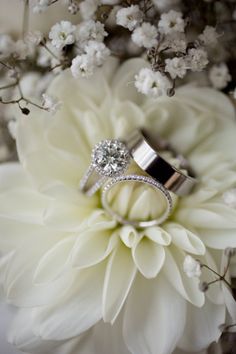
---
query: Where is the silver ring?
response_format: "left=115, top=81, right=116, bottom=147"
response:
left=80, top=139, right=131, bottom=196
left=101, top=174, right=173, bottom=227
left=125, top=129, right=197, bottom=196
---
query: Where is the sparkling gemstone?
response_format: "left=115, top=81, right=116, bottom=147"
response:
left=92, top=140, right=130, bottom=177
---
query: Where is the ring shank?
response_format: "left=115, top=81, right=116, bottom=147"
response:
left=101, top=174, right=173, bottom=228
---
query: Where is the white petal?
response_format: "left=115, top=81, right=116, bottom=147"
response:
left=0, top=188, right=48, bottom=224
left=32, top=263, right=105, bottom=340
left=33, top=236, right=76, bottom=284
left=112, top=58, right=148, bottom=104
left=176, top=203, right=236, bottom=229
left=103, top=243, right=137, bottom=323
left=142, top=226, right=171, bottom=245
left=197, top=228, right=236, bottom=249
left=165, top=223, right=205, bottom=255
left=163, top=247, right=205, bottom=307
left=132, top=236, right=165, bottom=278
left=0, top=163, right=29, bottom=191
left=118, top=225, right=139, bottom=248
left=178, top=298, right=225, bottom=352
left=123, top=274, right=186, bottom=354
left=43, top=198, right=95, bottom=231
left=222, top=283, right=236, bottom=323
left=72, top=229, right=118, bottom=269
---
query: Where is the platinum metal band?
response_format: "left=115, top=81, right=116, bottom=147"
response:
left=101, top=174, right=173, bottom=227
left=125, top=129, right=196, bottom=196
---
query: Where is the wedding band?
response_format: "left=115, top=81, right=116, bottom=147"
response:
left=80, top=139, right=131, bottom=196
left=101, top=174, right=173, bottom=227
left=125, top=129, right=196, bottom=196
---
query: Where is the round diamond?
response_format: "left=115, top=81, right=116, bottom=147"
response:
left=92, top=140, right=130, bottom=177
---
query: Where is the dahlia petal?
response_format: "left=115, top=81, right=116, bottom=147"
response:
left=176, top=203, right=236, bottom=229
left=48, top=58, right=118, bottom=107
left=0, top=302, right=19, bottom=354
left=163, top=247, right=205, bottom=307
left=0, top=188, right=48, bottom=224
left=72, top=229, right=118, bottom=269
left=197, top=228, right=236, bottom=249
left=123, top=274, right=186, bottom=354
left=32, top=263, right=105, bottom=340
left=8, top=307, right=85, bottom=354
left=112, top=58, right=148, bottom=104
left=103, top=243, right=137, bottom=323
left=33, top=236, right=76, bottom=284
left=143, top=226, right=171, bottom=245
left=22, top=148, right=84, bottom=189
left=165, top=223, right=205, bottom=255
left=132, top=236, right=165, bottom=278
left=85, top=316, right=131, bottom=354
left=111, top=101, right=145, bottom=139
left=6, top=263, right=75, bottom=307
left=222, top=283, right=236, bottom=323
left=118, top=225, right=139, bottom=248
left=177, top=299, right=225, bottom=352
left=43, top=199, right=94, bottom=231
left=176, top=87, right=235, bottom=123
left=0, top=163, right=29, bottom=191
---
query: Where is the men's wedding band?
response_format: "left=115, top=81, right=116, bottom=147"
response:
left=125, top=129, right=196, bottom=196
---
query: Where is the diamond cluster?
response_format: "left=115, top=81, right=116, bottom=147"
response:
left=92, top=140, right=130, bottom=177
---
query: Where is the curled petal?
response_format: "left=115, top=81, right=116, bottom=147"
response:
left=164, top=223, right=205, bottom=255
left=72, top=230, right=118, bottom=269
left=163, top=247, right=205, bottom=307
left=103, top=243, right=137, bottom=323
left=132, top=236, right=165, bottom=279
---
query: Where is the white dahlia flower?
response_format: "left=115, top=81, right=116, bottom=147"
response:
left=0, top=57, right=236, bottom=354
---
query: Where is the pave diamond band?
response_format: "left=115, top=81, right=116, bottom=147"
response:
left=101, top=174, right=173, bottom=227
left=80, top=139, right=131, bottom=196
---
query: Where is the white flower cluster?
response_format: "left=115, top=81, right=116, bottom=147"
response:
left=47, top=19, right=111, bottom=77
left=0, top=0, right=233, bottom=114
left=135, top=68, right=172, bottom=98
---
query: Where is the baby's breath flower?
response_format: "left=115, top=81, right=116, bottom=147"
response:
left=158, top=10, right=185, bottom=34
left=76, top=20, right=107, bottom=47
left=33, top=0, right=52, bottom=13
left=0, top=33, right=14, bottom=58
left=222, top=189, right=236, bottom=208
left=183, top=255, right=202, bottom=278
left=42, top=93, right=62, bottom=114
left=134, top=67, right=172, bottom=98
left=186, top=47, right=209, bottom=72
left=131, top=22, right=158, bottom=49
left=160, top=33, right=187, bottom=53
left=85, top=40, right=110, bottom=66
left=71, top=40, right=110, bottom=78
left=116, top=5, right=142, bottom=31
left=165, top=57, right=187, bottom=79
left=199, top=26, right=220, bottom=47
left=79, top=0, right=100, bottom=20
left=25, top=31, right=44, bottom=46
left=49, top=21, right=76, bottom=50
left=71, top=54, right=94, bottom=78
left=14, top=39, right=32, bottom=60
left=209, top=63, right=231, bottom=89
left=37, top=41, right=61, bottom=68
